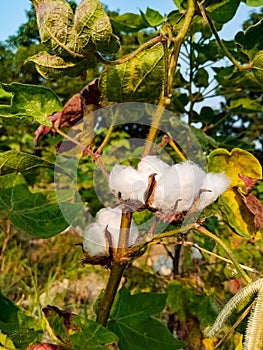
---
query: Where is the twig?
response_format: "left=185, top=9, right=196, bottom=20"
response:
left=193, top=224, right=252, bottom=284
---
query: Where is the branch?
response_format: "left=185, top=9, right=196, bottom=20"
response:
left=193, top=224, right=251, bottom=284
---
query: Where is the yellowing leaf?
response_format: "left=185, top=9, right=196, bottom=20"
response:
left=202, top=337, right=216, bottom=350
left=208, top=148, right=262, bottom=194
left=0, top=332, right=16, bottom=350
left=219, top=189, right=255, bottom=238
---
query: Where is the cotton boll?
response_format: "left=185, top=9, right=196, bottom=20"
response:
left=171, top=161, right=206, bottom=212
left=191, top=246, right=203, bottom=261
left=96, top=207, right=139, bottom=247
left=153, top=166, right=181, bottom=212
left=83, top=222, right=107, bottom=257
left=152, top=254, right=173, bottom=276
left=109, top=164, right=147, bottom=202
left=199, top=172, right=230, bottom=210
left=137, top=155, right=169, bottom=181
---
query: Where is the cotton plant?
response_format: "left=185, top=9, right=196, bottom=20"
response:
left=83, top=155, right=230, bottom=259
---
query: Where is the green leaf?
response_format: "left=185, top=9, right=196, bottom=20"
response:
left=229, top=96, right=263, bottom=112
left=43, top=305, right=119, bottom=349
left=205, top=0, right=241, bottom=24
left=243, top=0, right=263, bottom=6
left=0, top=83, right=62, bottom=126
left=32, top=0, right=120, bottom=57
left=208, top=148, right=262, bottom=193
left=0, top=173, right=82, bottom=238
left=208, top=2, right=239, bottom=23
left=194, top=67, right=209, bottom=87
left=252, top=50, right=263, bottom=84
left=235, top=19, right=263, bottom=60
left=0, top=291, right=42, bottom=349
left=140, top=8, right=163, bottom=27
left=167, top=281, right=188, bottom=321
left=99, top=43, right=164, bottom=103
left=0, top=150, right=54, bottom=176
left=27, top=51, right=93, bottom=79
left=108, top=287, right=185, bottom=350
left=72, top=0, right=120, bottom=55
left=111, top=13, right=148, bottom=33
left=32, top=0, right=74, bottom=57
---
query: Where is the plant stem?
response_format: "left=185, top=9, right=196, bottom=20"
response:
left=96, top=210, right=132, bottom=326
left=96, top=262, right=126, bottom=326
left=193, top=224, right=251, bottom=284
left=205, top=12, right=251, bottom=70
left=94, top=35, right=167, bottom=66
left=142, top=0, right=196, bottom=157
left=168, top=0, right=196, bottom=95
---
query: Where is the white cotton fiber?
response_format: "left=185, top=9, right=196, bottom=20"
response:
left=198, top=172, right=230, bottom=210
left=96, top=207, right=139, bottom=247
left=109, top=164, right=147, bottom=202
left=152, top=254, right=173, bottom=276
left=152, top=166, right=180, bottom=212
left=137, top=155, right=169, bottom=181
left=83, top=207, right=139, bottom=257
left=83, top=222, right=107, bottom=257
left=170, top=161, right=206, bottom=212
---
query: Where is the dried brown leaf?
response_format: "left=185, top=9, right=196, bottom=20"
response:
left=243, top=192, right=263, bottom=230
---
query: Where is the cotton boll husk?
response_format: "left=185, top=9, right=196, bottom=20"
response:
left=171, top=161, right=206, bottom=212
left=109, top=164, right=147, bottom=202
left=137, top=155, right=169, bottom=182
left=199, top=172, right=230, bottom=210
left=83, top=222, right=107, bottom=257
left=96, top=207, right=139, bottom=247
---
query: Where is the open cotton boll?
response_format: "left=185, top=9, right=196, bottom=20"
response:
left=198, top=172, right=230, bottom=210
left=153, top=166, right=181, bottom=212
left=96, top=207, right=139, bottom=247
left=152, top=254, right=173, bottom=276
left=171, top=161, right=206, bottom=212
left=109, top=164, right=147, bottom=202
left=137, top=155, right=169, bottom=181
left=83, top=222, right=107, bottom=257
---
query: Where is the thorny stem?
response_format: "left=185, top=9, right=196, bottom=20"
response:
left=142, top=0, right=196, bottom=157
left=194, top=224, right=252, bottom=284
left=96, top=210, right=132, bottom=326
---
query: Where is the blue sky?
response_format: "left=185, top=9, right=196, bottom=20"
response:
left=0, top=1, right=261, bottom=42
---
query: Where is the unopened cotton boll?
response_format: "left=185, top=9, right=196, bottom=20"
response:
left=109, top=164, right=147, bottom=202
left=171, top=161, right=206, bottom=212
left=198, top=172, right=230, bottom=210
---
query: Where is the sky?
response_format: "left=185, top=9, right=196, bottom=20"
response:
left=0, top=1, right=261, bottom=42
